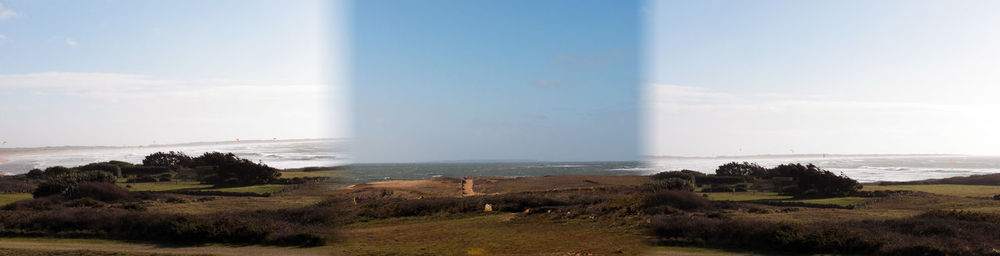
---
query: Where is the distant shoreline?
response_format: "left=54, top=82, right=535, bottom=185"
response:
left=0, top=138, right=342, bottom=154
left=647, top=153, right=963, bottom=160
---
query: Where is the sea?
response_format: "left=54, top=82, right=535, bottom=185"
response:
left=0, top=139, right=348, bottom=175
left=5, top=141, right=1000, bottom=184
left=648, top=155, right=1000, bottom=183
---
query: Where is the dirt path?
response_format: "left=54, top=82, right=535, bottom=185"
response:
left=0, top=239, right=331, bottom=256
left=462, top=177, right=478, bottom=196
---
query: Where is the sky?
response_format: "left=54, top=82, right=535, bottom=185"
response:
left=352, top=0, right=639, bottom=163
left=645, top=0, right=1000, bottom=157
left=0, top=0, right=347, bottom=148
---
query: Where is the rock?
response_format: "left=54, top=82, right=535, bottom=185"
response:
left=484, top=203, right=493, bottom=212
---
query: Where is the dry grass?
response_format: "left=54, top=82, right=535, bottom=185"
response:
left=475, top=175, right=650, bottom=194
left=0, top=193, right=32, bottom=207
left=333, top=213, right=648, bottom=255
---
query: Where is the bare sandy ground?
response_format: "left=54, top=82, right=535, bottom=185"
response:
left=340, top=175, right=650, bottom=198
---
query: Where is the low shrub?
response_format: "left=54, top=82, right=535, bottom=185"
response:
left=643, top=190, right=710, bottom=211
left=695, top=175, right=744, bottom=185
left=127, top=175, right=158, bottom=183
left=644, top=178, right=695, bottom=192
left=651, top=170, right=703, bottom=181
left=0, top=178, right=34, bottom=193
left=67, top=182, right=132, bottom=202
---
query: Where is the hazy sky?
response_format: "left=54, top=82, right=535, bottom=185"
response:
left=352, top=0, right=639, bottom=163
left=646, top=0, right=1000, bottom=157
left=0, top=1, right=347, bottom=148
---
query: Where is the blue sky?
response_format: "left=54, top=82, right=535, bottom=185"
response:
left=646, top=0, right=1000, bottom=156
left=0, top=1, right=345, bottom=147
left=352, top=0, right=639, bottom=162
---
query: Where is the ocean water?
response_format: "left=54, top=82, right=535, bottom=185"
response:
left=648, top=155, right=1000, bottom=183
left=347, top=161, right=645, bottom=184
left=0, top=139, right=348, bottom=175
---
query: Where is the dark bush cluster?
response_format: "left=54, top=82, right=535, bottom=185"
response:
left=0, top=178, right=34, bottom=193
left=650, top=215, right=883, bottom=254
left=121, top=166, right=170, bottom=177
left=0, top=200, right=339, bottom=247
left=778, top=164, right=861, bottom=197
left=694, top=175, right=744, bottom=185
left=32, top=171, right=118, bottom=198
left=703, top=162, right=861, bottom=197
left=193, top=152, right=280, bottom=186
left=715, top=162, right=767, bottom=177
left=66, top=182, right=133, bottom=202
left=650, top=210, right=1000, bottom=255
left=644, top=178, right=695, bottom=192
left=142, top=151, right=193, bottom=170
left=651, top=170, right=704, bottom=181
left=642, top=190, right=711, bottom=212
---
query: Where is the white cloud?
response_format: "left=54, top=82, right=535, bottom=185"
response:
left=65, top=38, right=78, bottom=47
left=0, top=72, right=342, bottom=147
left=644, top=84, right=1000, bottom=157
left=0, top=34, right=6, bottom=40
left=0, top=3, right=17, bottom=20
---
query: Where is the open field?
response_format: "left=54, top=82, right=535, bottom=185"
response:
left=702, top=191, right=791, bottom=201
left=122, top=181, right=211, bottom=192
left=863, top=184, right=1000, bottom=197
left=200, top=184, right=292, bottom=194
left=121, top=181, right=292, bottom=194
left=10, top=172, right=1000, bottom=255
left=0, top=193, right=32, bottom=207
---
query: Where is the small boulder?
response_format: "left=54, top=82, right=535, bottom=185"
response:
left=484, top=203, right=493, bottom=212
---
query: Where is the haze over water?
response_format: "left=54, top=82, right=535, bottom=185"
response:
left=649, top=155, right=1000, bottom=183
left=0, top=139, right=347, bottom=175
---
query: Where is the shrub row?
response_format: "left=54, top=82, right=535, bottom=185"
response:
left=650, top=210, right=1000, bottom=255
left=0, top=201, right=338, bottom=246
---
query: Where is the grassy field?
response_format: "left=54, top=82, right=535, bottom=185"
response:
left=0, top=193, right=32, bottom=207
left=785, top=196, right=871, bottom=206
left=703, top=191, right=870, bottom=206
left=333, top=213, right=648, bottom=255
left=120, top=181, right=211, bottom=192
left=201, top=184, right=292, bottom=194
left=702, top=191, right=791, bottom=201
left=120, top=181, right=291, bottom=194
left=863, top=184, right=1000, bottom=197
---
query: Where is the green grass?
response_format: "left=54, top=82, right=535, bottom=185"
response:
left=703, top=192, right=792, bottom=201
left=0, top=193, right=32, bottom=206
left=201, top=184, right=291, bottom=194
left=864, top=184, right=1000, bottom=197
left=119, top=181, right=292, bottom=194
left=704, top=192, right=870, bottom=206
left=119, top=181, right=212, bottom=192
left=786, top=197, right=871, bottom=207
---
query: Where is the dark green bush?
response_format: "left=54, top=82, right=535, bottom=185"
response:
left=651, top=170, right=703, bottom=181
left=643, top=190, right=710, bottom=211
left=32, top=171, right=118, bottom=198
left=142, top=151, right=193, bottom=170
left=644, top=178, right=695, bottom=192
left=716, top=162, right=768, bottom=177
left=194, top=152, right=280, bottom=186
left=695, top=175, right=744, bottom=185
left=67, top=182, right=133, bottom=202
left=121, top=166, right=170, bottom=176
